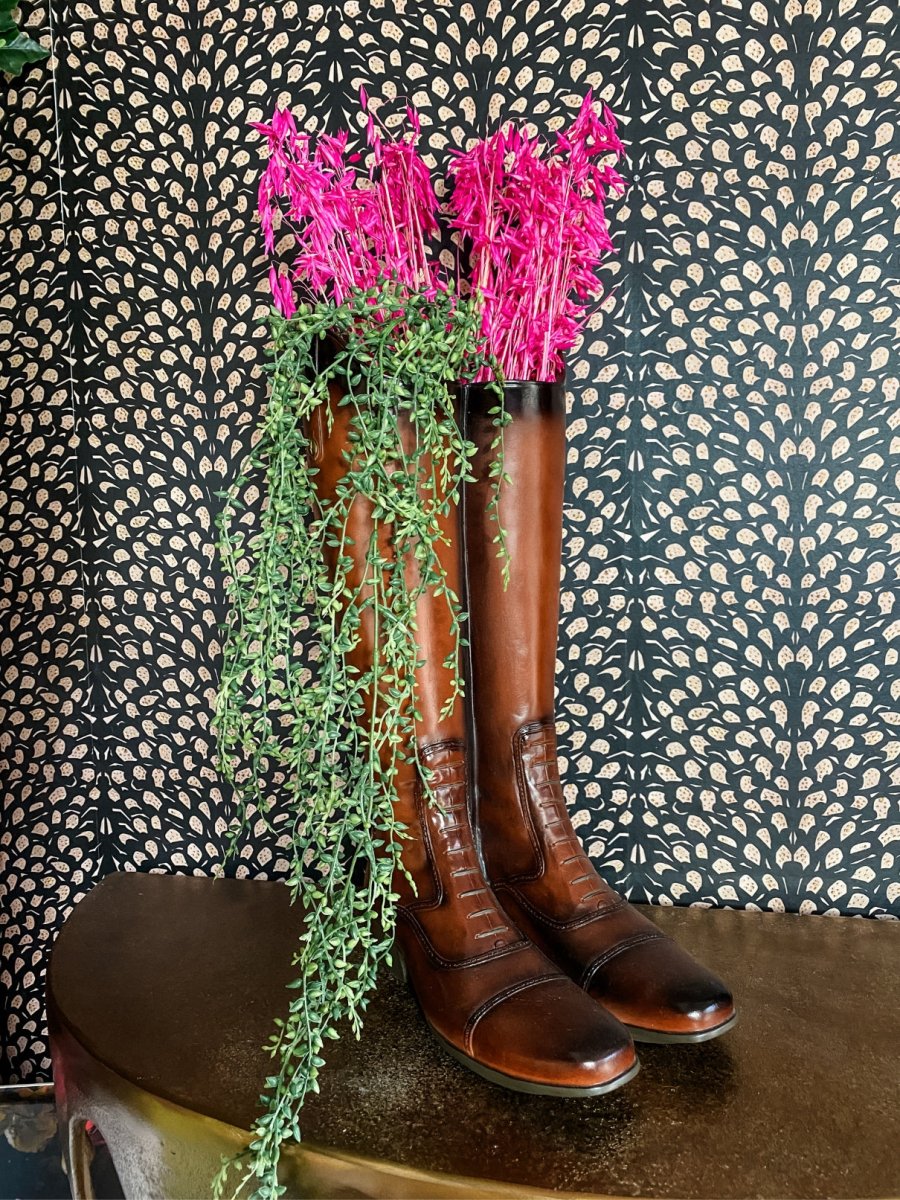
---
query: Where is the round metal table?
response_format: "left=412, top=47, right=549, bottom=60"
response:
left=48, top=873, right=900, bottom=1199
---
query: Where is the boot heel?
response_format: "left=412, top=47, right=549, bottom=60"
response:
left=387, top=949, right=408, bottom=983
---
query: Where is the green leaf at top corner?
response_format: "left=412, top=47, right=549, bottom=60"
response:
left=0, top=29, right=49, bottom=76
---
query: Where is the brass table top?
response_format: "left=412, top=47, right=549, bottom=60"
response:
left=49, top=872, right=900, bottom=1198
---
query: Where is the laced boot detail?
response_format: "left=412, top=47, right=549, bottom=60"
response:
left=516, top=722, right=622, bottom=915
left=391, top=738, right=638, bottom=1094
left=411, top=743, right=517, bottom=951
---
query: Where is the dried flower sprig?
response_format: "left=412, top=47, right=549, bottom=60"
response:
left=448, top=90, right=627, bottom=382
left=253, top=93, right=442, bottom=318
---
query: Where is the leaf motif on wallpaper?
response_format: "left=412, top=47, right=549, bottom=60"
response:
left=559, top=0, right=900, bottom=916
left=0, top=1, right=99, bottom=1082
left=3, top=0, right=900, bottom=1088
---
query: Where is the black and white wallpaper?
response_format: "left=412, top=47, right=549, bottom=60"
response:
left=1, top=0, right=899, bottom=1082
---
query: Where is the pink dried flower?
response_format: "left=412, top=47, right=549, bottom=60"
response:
left=269, top=266, right=296, bottom=318
left=448, top=89, right=627, bottom=381
left=254, top=92, right=443, bottom=316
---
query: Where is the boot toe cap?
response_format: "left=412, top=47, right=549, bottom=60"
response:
left=469, top=976, right=637, bottom=1092
left=587, top=937, right=735, bottom=1038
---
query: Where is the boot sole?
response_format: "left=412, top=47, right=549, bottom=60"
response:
left=432, top=1028, right=641, bottom=1097
left=626, top=1011, right=738, bottom=1044
left=390, top=951, right=640, bottom=1097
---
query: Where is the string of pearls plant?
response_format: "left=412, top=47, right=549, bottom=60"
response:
left=215, top=283, right=502, bottom=1199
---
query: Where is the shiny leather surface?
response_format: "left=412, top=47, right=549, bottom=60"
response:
left=310, top=379, right=636, bottom=1088
left=462, top=382, right=735, bottom=1037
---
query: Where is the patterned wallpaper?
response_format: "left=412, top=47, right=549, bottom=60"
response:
left=1, top=0, right=898, bottom=1083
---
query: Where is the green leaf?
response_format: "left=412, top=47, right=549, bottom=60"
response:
left=0, top=30, right=47, bottom=74
left=0, top=0, right=47, bottom=74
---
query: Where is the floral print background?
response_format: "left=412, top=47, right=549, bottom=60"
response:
left=1, top=0, right=898, bottom=1082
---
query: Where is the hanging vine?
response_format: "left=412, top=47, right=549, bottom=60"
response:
left=215, top=283, right=497, bottom=1199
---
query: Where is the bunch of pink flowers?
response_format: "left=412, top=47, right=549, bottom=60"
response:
left=253, top=90, right=626, bottom=379
left=448, top=90, right=626, bottom=381
left=253, top=92, right=442, bottom=318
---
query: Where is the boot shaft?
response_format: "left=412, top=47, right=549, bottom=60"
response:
left=309, top=380, right=467, bottom=757
left=462, top=380, right=568, bottom=883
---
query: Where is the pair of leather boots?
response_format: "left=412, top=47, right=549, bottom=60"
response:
left=311, top=375, right=735, bottom=1098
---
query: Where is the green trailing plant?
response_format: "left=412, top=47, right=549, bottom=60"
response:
left=215, top=282, right=497, bottom=1199
left=214, top=79, right=627, bottom=1197
left=0, top=0, right=47, bottom=75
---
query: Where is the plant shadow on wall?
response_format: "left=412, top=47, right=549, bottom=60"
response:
left=215, top=92, right=648, bottom=1197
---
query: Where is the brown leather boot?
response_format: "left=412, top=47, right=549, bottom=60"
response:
left=307, top=375, right=638, bottom=1094
left=462, top=379, right=737, bottom=1044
